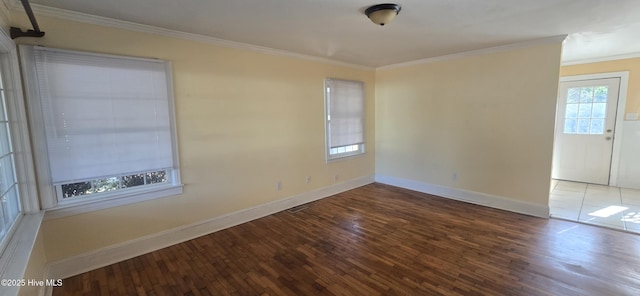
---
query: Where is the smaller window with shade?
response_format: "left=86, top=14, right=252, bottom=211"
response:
left=324, top=78, right=365, bottom=161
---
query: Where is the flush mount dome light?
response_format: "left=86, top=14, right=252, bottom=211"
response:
left=365, top=3, right=401, bottom=26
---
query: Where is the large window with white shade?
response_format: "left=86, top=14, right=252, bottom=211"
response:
left=325, top=78, right=365, bottom=160
left=20, top=46, right=181, bottom=209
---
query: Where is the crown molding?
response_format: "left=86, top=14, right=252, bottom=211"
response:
left=561, top=51, right=640, bottom=66
left=378, top=35, right=568, bottom=70
left=20, top=4, right=617, bottom=70
left=14, top=4, right=373, bottom=71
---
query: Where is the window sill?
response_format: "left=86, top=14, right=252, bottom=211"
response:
left=0, top=211, right=44, bottom=296
left=326, top=151, right=366, bottom=163
left=44, top=184, right=183, bottom=220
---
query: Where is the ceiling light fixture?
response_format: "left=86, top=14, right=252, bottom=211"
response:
left=365, top=3, right=401, bottom=26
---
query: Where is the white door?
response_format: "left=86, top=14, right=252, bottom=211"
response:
left=552, top=78, right=620, bottom=185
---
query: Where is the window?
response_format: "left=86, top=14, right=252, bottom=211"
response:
left=0, top=29, right=43, bottom=293
left=0, top=60, right=21, bottom=249
left=20, top=46, right=181, bottom=211
left=564, top=86, right=608, bottom=135
left=60, top=170, right=168, bottom=200
left=325, top=78, right=365, bottom=160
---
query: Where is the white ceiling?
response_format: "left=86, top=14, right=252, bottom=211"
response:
left=12, top=0, right=640, bottom=67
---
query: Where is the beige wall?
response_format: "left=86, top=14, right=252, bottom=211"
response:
left=0, top=2, right=10, bottom=31
left=10, top=13, right=375, bottom=262
left=9, top=5, right=562, bottom=273
left=560, top=57, right=640, bottom=118
left=375, top=42, right=563, bottom=206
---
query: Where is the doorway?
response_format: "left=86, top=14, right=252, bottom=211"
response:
left=552, top=72, right=629, bottom=186
left=552, top=77, right=620, bottom=185
left=550, top=72, right=633, bottom=231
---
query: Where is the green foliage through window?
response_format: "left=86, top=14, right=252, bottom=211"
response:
left=61, top=170, right=168, bottom=199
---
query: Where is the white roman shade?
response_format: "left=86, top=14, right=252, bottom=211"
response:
left=326, top=78, right=364, bottom=148
left=30, top=47, right=174, bottom=185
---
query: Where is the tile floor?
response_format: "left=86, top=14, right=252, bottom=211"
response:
left=550, top=180, right=640, bottom=233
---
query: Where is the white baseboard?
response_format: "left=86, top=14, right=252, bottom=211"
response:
left=375, top=174, right=549, bottom=218
left=45, top=175, right=374, bottom=282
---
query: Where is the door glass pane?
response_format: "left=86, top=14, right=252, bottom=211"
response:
left=580, top=87, right=593, bottom=103
left=594, top=86, right=608, bottom=103
left=578, top=104, right=592, bottom=118
left=565, top=104, right=578, bottom=118
left=564, top=118, right=577, bottom=134
left=565, top=84, right=609, bottom=135
left=592, top=103, right=606, bottom=118
left=577, top=119, right=590, bottom=134
left=590, top=119, right=604, bottom=134
left=567, top=88, right=580, bottom=103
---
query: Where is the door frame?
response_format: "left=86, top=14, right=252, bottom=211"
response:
left=557, top=71, right=629, bottom=186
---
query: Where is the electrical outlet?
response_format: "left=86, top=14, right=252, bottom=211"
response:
left=276, top=181, right=282, bottom=190
left=334, top=174, right=339, bottom=182
left=306, top=176, right=311, bottom=183
left=452, top=173, right=458, bottom=181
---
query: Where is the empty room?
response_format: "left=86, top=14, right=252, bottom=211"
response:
left=1, top=0, right=640, bottom=295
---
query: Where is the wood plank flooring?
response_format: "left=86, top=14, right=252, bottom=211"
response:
left=53, top=183, right=640, bottom=295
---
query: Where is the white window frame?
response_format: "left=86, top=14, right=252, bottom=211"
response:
left=20, top=46, right=182, bottom=219
left=324, top=78, right=366, bottom=161
left=0, top=26, right=43, bottom=296
left=0, top=53, right=22, bottom=251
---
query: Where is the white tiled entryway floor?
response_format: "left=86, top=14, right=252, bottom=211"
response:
left=550, top=180, right=640, bottom=233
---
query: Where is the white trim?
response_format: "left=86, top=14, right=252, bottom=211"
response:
left=165, top=61, right=182, bottom=187
left=15, top=4, right=372, bottom=71
left=0, top=212, right=44, bottom=296
left=562, top=52, right=640, bottom=66
left=45, top=175, right=374, bottom=280
left=559, top=71, right=630, bottom=187
left=0, top=42, right=40, bottom=215
left=616, top=121, right=640, bottom=189
left=19, top=45, right=57, bottom=209
left=33, top=45, right=168, bottom=63
left=44, top=184, right=183, bottom=220
left=0, top=24, right=44, bottom=296
left=15, top=3, right=640, bottom=70
left=375, top=174, right=550, bottom=218
left=14, top=4, right=573, bottom=71
left=378, top=35, right=567, bottom=70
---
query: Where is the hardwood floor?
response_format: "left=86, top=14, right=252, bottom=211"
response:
left=53, top=183, right=640, bottom=295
